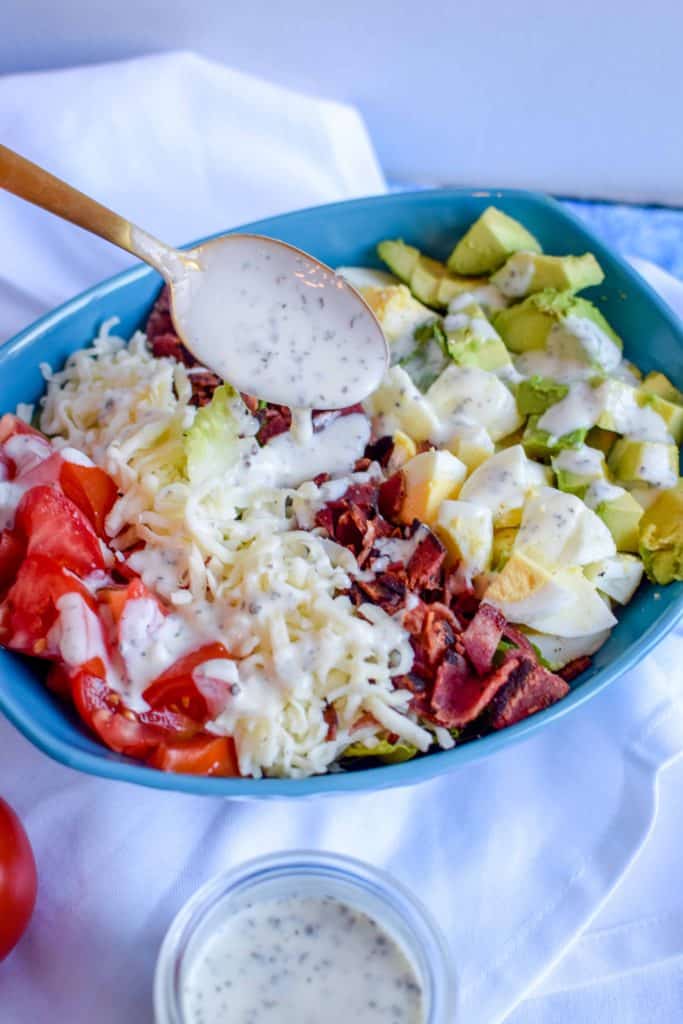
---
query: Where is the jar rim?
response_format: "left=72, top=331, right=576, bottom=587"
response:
left=154, top=850, right=456, bottom=1024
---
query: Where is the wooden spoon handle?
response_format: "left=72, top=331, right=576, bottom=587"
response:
left=0, top=144, right=180, bottom=277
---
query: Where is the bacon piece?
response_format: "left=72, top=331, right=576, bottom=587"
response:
left=257, top=404, right=292, bottom=444
left=501, top=624, right=535, bottom=656
left=489, top=663, right=570, bottom=729
left=406, top=530, right=446, bottom=591
left=431, top=653, right=536, bottom=729
left=353, top=457, right=373, bottom=473
left=462, top=603, right=507, bottom=676
left=241, top=393, right=259, bottom=414
left=354, top=572, right=407, bottom=612
left=395, top=671, right=432, bottom=718
left=188, top=371, right=222, bottom=407
left=421, top=608, right=456, bottom=668
left=145, top=286, right=174, bottom=340
left=402, top=597, right=428, bottom=637
left=364, top=435, right=395, bottom=468
left=557, top=655, right=592, bottom=683
left=378, top=472, right=405, bottom=522
left=323, top=703, right=338, bottom=741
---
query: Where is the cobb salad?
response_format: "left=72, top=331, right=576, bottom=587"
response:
left=0, top=206, right=680, bottom=779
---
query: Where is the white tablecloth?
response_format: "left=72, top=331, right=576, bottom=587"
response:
left=0, top=52, right=681, bottom=1024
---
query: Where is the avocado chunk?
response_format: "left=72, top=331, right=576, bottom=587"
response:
left=636, top=390, right=683, bottom=445
left=638, top=480, right=683, bottom=583
left=522, top=415, right=587, bottom=459
left=400, top=318, right=449, bottom=390
left=641, top=370, right=683, bottom=406
left=491, top=251, right=604, bottom=298
left=493, top=289, right=622, bottom=370
left=516, top=376, right=569, bottom=416
left=586, top=425, right=618, bottom=457
left=443, top=299, right=511, bottom=371
left=592, top=488, right=644, bottom=553
left=552, top=445, right=607, bottom=498
left=607, top=438, right=679, bottom=489
left=377, top=239, right=483, bottom=310
left=447, top=206, right=541, bottom=275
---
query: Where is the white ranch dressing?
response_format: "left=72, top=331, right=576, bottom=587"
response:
left=553, top=445, right=605, bottom=477
left=490, top=251, right=537, bottom=298
left=170, top=235, right=388, bottom=409
left=546, top=315, right=622, bottom=372
left=537, top=380, right=605, bottom=438
left=584, top=479, right=626, bottom=509
left=181, top=895, right=425, bottom=1024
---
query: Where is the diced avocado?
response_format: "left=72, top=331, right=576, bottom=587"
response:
left=641, top=371, right=683, bottom=406
left=491, top=251, right=604, bottom=298
left=516, top=376, right=569, bottom=416
left=443, top=300, right=511, bottom=371
left=493, top=290, right=622, bottom=371
left=596, top=490, right=644, bottom=553
left=491, top=527, right=518, bottom=571
left=447, top=206, right=541, bottom=276
left=377, top=239, right=482, bottom=311
left=586, top=425, right=618, bottom=457
left=636, top=390, right=683, bottom=445
left=522, top=415, right=587, bottom=459
left=436, top=274, right=489, bottom=307
left=607, top=438, right=679, bottom=489
left=638, top=480, right=683, bottom=583
left=552, top=445, right=607, bottom=498
left=376, top=239, right=420, bottom=284
left=400, top=318, right=449, bottom=390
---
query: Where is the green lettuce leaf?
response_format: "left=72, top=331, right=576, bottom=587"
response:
left=342, top=737, right=418, bottom=764
left=184, top=384, right=252, bottom=484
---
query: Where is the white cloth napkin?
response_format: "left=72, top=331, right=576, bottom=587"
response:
left=0, top=52, right=682, bottom=1024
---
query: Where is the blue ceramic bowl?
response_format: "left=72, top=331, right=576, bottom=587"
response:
left=1, top=189, right=681, bottom=797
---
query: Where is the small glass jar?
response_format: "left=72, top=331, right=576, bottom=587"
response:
left=154, top=850, right=455, bottom=1024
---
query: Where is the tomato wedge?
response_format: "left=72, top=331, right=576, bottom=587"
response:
left=147, top=736, right=239, bottom=776
left=2, top=554, right=95, bottom=656
left=15, top=485, right=105, bottom=575
left=0, top=414, right=42, bottom=445
left=143, top=642, right=233, bottom=723
left=99, top=578, right=160, bottom=625
left=59, top=461, right=118, bottom=537
left=0, top=530, right=25, bottom=593
left=71, top=670, right=198, bottom=758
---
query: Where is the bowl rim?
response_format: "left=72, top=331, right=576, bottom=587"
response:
left=0, top=185, right=681, bottom=798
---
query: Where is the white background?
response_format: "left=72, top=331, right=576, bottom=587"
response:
left=2, top=0, right=683, bottom=204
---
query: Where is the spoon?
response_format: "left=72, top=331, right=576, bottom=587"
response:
left=0, top=144, right=388, bottom=409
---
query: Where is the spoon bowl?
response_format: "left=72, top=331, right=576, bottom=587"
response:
left=0, top=145, right=388, bottom=408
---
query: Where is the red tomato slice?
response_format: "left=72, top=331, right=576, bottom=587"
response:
left=0, top=530, right=26, bottom=593
left=143, top=642, right=233, bottom=723
left=0, top=450, right=13, bottom=481
left=0, top=414, right=43, bottom=445
left=0, top=798, right=37, bottom=961
left=2, top=554, right=95, bottom=656
left=15, top=485, right=105, bottom=576
left=71, top=671, right=198, bottom=758
left=99, top=578, right=160, bottom=625
left=59, top=461, right=118, bottom=537
left=147, top=735, right=239, bottom=776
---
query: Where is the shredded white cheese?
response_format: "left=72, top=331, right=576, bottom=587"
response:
left=39, top=320, right=423, bottom=778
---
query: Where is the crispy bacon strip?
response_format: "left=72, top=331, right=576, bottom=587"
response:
left=462, top=603, right=507, bottom=676
left=558, top=655, right=592, bottom=682
left=431, top=653, right=536, bottom=729
left=489, top=663, right=570, bottom=730
left=406, top=530, right=446, bottom=591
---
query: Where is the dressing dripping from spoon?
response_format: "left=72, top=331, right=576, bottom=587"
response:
left=0, top=145, right=389, bottom=413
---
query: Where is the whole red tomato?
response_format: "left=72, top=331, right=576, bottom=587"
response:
left=0, top=798, right=37, bottom=960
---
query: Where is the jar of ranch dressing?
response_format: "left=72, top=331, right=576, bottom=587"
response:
left=154, top=851, right=455, bottom=1024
